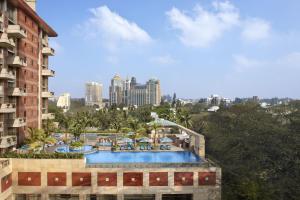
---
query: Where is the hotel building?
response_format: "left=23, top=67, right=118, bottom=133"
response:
left=0, top=0, right=57, bottom=152
left=109, top=75, right=161, bottom=107
left=85, top=82, right=103, bottom=107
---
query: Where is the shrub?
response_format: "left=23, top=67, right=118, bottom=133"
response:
left=0, top=152, right=84, bottom=159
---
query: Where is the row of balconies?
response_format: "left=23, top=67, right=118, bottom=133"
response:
left=0, top=68, right=16, bottom=80
left=0, top=87, right=27, bottom=97
left=7, top=55, right=27, bottom=68
left=0, top=135, right=17, bottom=149
left=0, top=103, right=16, bottom=113
left=42, top=91, right=54, bottom=98
left=0, top=118, right=26, bottom=130
left=0, top=32, right=55, bottom=56
left=42, top=68, right=55, bottom=77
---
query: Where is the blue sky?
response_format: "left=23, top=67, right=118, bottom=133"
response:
left=38, top=0, right=300, bottom=99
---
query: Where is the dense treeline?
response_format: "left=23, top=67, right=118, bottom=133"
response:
left=193, top=102, right=300, bottom=200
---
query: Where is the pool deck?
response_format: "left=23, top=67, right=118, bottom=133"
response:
left=46, top=144, right=185, bottom=153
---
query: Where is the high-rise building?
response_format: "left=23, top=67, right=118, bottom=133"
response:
left=85, top=82, right=102, bottom=107
left=130, top=84, right=147, bottom=106
left=146, top=79, right=161, bottom=106
left=123, top=77, right=131, bottom=106
left=129, top=78, right=161, bottom=107
left=109, top=74, right=124, bottom=106
left=109, top=75, right=162, bottom=107
left=57, top=93, right=70, bottom=112
left=0, top=0, right=57, bottom=152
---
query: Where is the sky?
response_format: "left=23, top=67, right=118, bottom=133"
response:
left=37, top=0, right=300, bottom=99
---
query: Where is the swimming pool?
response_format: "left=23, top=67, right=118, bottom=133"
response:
left=85, top=151, right=200, bottom=164
left=56, top=145, right=93, bottom=153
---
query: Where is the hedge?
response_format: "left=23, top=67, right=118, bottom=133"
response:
left=0, top=152, right=84, bottom=159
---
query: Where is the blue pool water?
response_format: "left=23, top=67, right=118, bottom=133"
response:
left=85, top=151, right=200, bottom=164
left=56, top=145, right=93, bottom=153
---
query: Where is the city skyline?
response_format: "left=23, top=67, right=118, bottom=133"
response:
left=37, top=0, right=300, bottom=99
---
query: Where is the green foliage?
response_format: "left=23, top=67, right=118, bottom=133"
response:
left=196, top=102, right=300, bottom=200
left=0, top=152, right=84, bottom=159
left=70, top=141, right=83, bottom=148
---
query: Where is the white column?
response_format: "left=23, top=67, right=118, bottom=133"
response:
left=117, top=194, right=124, bottom=200
left=79, top=194, right=87, bottom=200
left=41, top=194, right=48, bottom=200
left=155, top=193, right=162, bottom=200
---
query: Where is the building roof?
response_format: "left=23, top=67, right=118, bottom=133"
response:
left=147, top=118, right=177, bottom=127
left=10, top=0, right=57, bottom=37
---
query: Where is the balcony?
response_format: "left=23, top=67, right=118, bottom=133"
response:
left=7, top=56, right=27, bottom=68
left=7, top=25, right=27, bottom=38
left=42, top=68, right=55, bottom=77
left=0, top=122, right=3, bottom=132
left=0, top=103, right=16, bottom=113
left=7, top=118, right=26, bottom=128
left=42, top=47, right=55, bottom=56
left=42, top=113, right=55, bottom=120
left=0, top=68, right=16, bottom=80
left=0, top=135, right=17, bottom=149
left=42, top=38, right=48, bottom=46
left=42, top=91, right=54, bottom=98
left=0, top=33, right=15, bottom=48
left=8, top=87, right=27, bottom=97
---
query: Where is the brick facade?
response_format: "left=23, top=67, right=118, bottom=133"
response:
left=72, top=172, right=91, bottom=186
left=18, top=172, right=41, bottom=186
left=123, top=172, right=143, bottom=187
left=149, top=172, right=168, bottom=186
left=174, top=172, right=194, bottom=186
left=198, top=172, right=216, bottom=186
left=47, top=172, right=66, bottom=186
left=98, top=172, right=117, bottom=187
left=1, top=173, right=12, bottom=192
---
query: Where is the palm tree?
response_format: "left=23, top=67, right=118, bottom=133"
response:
left=27, top=128, right=51, bottom=152
left=177, top=111, right=193, bottom=129
left=151, top=122, right=159, bottom=147
left=68, top=120, right=84, bottom=141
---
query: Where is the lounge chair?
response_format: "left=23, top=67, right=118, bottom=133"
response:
left=166, top=145, right=171, bottom=150
left=140, top=145, right=144, bottom=150
left=160, top=145, right=165, bottom=150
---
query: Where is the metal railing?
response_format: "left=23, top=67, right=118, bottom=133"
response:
left=86, top=160, right=214, bottom=168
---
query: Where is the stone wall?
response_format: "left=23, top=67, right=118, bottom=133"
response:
left=7, top=158, right=221, bottom=200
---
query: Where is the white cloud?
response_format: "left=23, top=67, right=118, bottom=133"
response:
left=242, top=18, right=271, bottom=41
left=233, top=54, right=265, bottom=72
left=166, top=1, right=272, bottom=47
left=78, top=6, right=152, bottom=49
left=233, top=52, right=300, bottom=72
left=166, top=1, right=240, bottom=47
left=151, top=55, right=177, bottom=65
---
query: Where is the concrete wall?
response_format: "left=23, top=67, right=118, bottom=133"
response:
left=7, top=158, right=221, bottom=200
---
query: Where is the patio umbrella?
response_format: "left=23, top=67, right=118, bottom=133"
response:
left=127, top=132, right=135, bottom=136
left=138, top=137, right=153, bottom=143
left=118, top=137, right=133, bottom=144
left=159, top=137, right=173, bottom=143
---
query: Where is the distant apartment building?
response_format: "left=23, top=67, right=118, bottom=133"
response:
left=109, top=75, right=161, bottom=107
left=206, top=95, right=231, bottom=106
left=85, top=82, right=102, bottom=107
left=109, top=74, right=124, bottom=106
left=56, top=93, right=70, bottom=112
left=0, top=0, right=57, bottom=152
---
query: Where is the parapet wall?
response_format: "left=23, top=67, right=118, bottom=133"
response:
left=0, top=158, right=222, bottom=200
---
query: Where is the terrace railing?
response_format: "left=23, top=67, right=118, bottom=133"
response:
left=86, top=160, right=215, bottom=168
